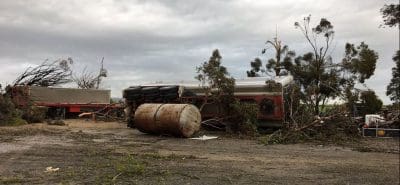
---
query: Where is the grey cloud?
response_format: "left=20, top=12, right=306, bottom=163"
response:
left=0, top=0, right=398, bottom=103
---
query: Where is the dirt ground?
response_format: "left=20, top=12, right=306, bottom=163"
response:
left=0, top=119, right=399, bottom=185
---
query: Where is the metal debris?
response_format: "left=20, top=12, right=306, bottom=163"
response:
left=190, top=135, right=218, bottom=140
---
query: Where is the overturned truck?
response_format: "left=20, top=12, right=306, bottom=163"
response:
left=123, top=75, right=293, bottom=129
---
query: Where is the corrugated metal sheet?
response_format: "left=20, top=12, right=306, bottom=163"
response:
left=29, top=86, right=110, bottom=104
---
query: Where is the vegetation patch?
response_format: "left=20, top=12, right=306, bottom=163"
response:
left=0, top=176, right=26, bottom=185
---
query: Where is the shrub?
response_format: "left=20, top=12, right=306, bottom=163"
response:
left=0, top=94, right=26, bottom=126
left=226, top=100, right=259, bottom=135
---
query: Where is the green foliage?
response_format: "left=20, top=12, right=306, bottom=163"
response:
left=292, top=15, right=337, bottom=115
left=290, top=15, right=378, bottom=115
left=386, top=50, right=400, bottom=103
left=197, top=49, right=258, bottom=134
left=261, top=106, right=359, bottom=145
left=196, top=49, right=236, bottom=114
left=380, top=3, right=400, bottom=27
left=115, top=155, right=145, bottom=176
left=340, top=42, right=379, bottom=115
left=358, top=90, right=383, bottom=114
left=227, top=101, right=259, bottom=135
left=246, top=58, right=263, bottom=77
left=263, top=38, right=296, bottom=76
left=0, top=176, right=25, bottom=184
left=343, top=42, right=379, bottom=83
left=247, top=38, right=295, bottom=77
left=0, top=94, right=25, bottom=126
left=8, top=117, right=28, bottom=126
left=23, top=106, right=47, bottom=123
left=196, top=49, right=235, bottom=98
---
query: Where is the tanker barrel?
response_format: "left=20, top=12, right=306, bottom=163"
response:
left=133, top=103, right=201, bottom=137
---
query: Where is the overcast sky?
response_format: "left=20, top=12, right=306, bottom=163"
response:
left=0, top=0, right=399, bottom=104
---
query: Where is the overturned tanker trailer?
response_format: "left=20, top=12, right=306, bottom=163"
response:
left=123, top=75, right=293, bottom=136
left=134, top=104, right=201, bottom=137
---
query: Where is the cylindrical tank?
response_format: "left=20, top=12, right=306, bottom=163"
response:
left=133, top=104, right=201, bottom=137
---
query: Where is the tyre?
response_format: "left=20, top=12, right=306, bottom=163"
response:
left=142, top=87, right=159, bottom=95
left=162, top=93, right=178, bottom=100
left=123, top=87, right=142, bottom=98
left=160, top=86, right=178, bottom=94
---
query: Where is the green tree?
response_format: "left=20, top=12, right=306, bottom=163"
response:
left=292, top=15, right=337, bottom=115
left=197, top=49, right=258, bottom=133
left=196, top=49, right=235, bottom=114
left=342, top=42, right=379, bottom=83
left=246, top=58, right=263, bottom=77
left=291, top=15, right=379, bottom=115
left=341, top=42, right=379, bottom=113
left=359, top=90, right=383, bottom=114
left=247, top=37, right=295, bottom=77
left=386, top=50, right=400, bottom=103
left=380, top=3, right=400, bottom=27
left=380, top=3, right=399, bottom=107
left=263, top=37, right=295, bottom=76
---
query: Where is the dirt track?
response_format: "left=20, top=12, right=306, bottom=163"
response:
left=0, top=120, right=399, bottom=184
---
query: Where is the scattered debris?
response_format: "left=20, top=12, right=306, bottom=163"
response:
left=262, top=112, right=360, bottom=144
left=362, top=112, right=400, bottom=137
left=190, top=135, right=218, bottom=140
left=78, top=104, right=125, bottom=122
left=46, top=119, right=66, bottom=126
left=45, top=166, right=59, bottom=173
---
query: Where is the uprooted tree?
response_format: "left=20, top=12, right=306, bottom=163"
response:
left=3, top=58, right=74, bottom=124
left=13, top=58, right=73, bottom=87
left=196, top=49, right=258, bottom=134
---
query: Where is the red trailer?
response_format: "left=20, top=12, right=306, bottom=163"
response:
left=10, top=86, right=113, bottom=118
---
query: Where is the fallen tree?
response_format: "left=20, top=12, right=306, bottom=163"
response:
left=262, top=104, right=359, bottom=144
left=13, top=58, right=73, bottom=87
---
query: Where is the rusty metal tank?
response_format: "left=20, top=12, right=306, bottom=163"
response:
left=133, top=104, right=201, bottom=137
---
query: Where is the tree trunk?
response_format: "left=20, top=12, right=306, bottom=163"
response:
left=314, top=98, right=320, bottom=116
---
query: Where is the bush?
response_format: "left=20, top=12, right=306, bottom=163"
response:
left=196, top=49, right=259, bottom=135
left=0, top=95, right=25, bottom=126
left=8, top=117, right=28, bottom=126
left=226, top=100, right=259, bottom=135
left=22, top=106, right=47, bottom=123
